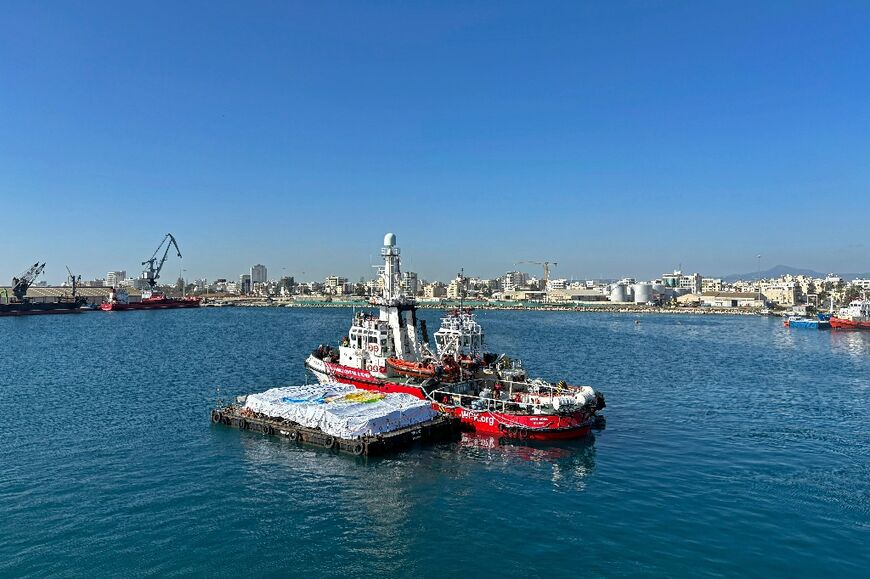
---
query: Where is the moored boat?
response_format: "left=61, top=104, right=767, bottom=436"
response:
left=830, top=299, right=870, bottom=329
left=783, top=316, right=830, bottom=329
left=304, top=233, right=605, bottom=441
left=1, top=262, right=86, bottom=317
left=100, top=288, right=201, bottom=311
left=100, top=233, right=201, bottom=312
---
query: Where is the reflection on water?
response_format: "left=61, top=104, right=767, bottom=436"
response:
left=458, top=433, right=597, bottom=491
left=828, top=330, right=870, bottom=359
left=236, top=428, right=598, bottom=495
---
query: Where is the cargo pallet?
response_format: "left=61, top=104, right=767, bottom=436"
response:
left=211, top=405, right=462, bottom=456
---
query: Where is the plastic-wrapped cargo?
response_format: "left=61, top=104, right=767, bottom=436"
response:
left=243, top=384, right=438, bottom=440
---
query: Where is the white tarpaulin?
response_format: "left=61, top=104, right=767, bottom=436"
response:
left=243, top=384, right=438, bottom=440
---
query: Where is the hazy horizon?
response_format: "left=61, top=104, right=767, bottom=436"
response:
left=3, top=2, right=869, bottom=284
left=5, top=235, right=868, bottom=287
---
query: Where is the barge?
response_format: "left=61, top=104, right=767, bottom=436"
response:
left=211, top=404, right=461, bottom=456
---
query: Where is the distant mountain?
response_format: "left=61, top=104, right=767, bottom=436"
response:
left=722, top=265, right=870, bottom=282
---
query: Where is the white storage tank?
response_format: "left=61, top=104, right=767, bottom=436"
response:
left=634, top=283, right=653, bottom=303
left=610, top=284, right=628, bottom=302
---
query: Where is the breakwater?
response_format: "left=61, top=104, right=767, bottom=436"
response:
left=206, top=298, right=762, bottom=316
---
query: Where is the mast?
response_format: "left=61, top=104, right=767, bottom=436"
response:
left=371, top=233, right=421, bottom=361
left=66, top=266, right=80, bottom=299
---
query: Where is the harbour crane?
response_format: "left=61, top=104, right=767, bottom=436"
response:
left=141, top=234, right=182, bottom=291
left=515, top=260, right=558, bottom=290
left=11, top=262, right=46, bottom=303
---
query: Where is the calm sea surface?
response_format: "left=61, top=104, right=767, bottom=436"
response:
left=1, top=308, right=868, bottom=577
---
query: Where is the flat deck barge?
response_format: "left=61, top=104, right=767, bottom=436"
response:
left=211, top=405, right=462, bottom=456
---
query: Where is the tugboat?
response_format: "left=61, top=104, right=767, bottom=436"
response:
left=830, top=298, right=870, bottom=329
left=1, top=263, right=86, bottom=316
left=101, top=234, right=200, bottom=311
left=304, top=233, right=605, bottom=441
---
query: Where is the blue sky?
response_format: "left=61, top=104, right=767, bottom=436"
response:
left=2, top=1, right=869, bottom=284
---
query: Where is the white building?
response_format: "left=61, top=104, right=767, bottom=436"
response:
left=446, top=276, right=468, bottom=300
left=325, top=276, right=349, bottom=295
left=250, top=264, right=267, bottom=284
left=700, top=291, right=765, bottom=308
left=662, top=270, right=702, bottom=294
left=401, top=271, right=419, bottom=296
left=701, top=278, right=723, bottom=292
left=501, top=271, right=528, bottom=291
left=106, top=271, right=126, bottom=288
left=851, top=278, right=870, bottom=291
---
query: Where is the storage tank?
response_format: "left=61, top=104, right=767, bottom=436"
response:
left=633, top=283, right=653, bottom=304
left=610, top=284, right=628, bottom=302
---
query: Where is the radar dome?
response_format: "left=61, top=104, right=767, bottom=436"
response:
left=383, top=232, right=397, bottom=247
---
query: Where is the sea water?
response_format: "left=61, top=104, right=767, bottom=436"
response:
left=1, top=309, right=868, bottom=577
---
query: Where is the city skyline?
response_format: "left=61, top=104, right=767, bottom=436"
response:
left=12, top=246, right=870, bottom=288
left=3, top=3, right=870, bottom=283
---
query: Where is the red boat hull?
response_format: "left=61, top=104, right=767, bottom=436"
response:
left=309, top=359, right=594, bottom=440
left=830, top=316, right=870, bottom=329
left=436, top=405, right=593, bottom=440
left=100, top=297, right=201, bottom=311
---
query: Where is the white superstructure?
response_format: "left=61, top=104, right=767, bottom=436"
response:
left=434, top=308, right=484, bottom=359
left=314, top=233, right=427, bottom=379
left=836, top=299, right=870, bottom=322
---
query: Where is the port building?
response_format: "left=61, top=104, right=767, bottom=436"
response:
left=0, top=287, right=143, bottom=306
left=699, top=291, right=765, bottom=308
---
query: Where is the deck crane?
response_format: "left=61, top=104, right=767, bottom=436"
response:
left=11, top=262, right=46, bottom=303
left=66, top=266, right=81, bottom=299
left=141, top=234, right=182, bottom=291
left=515, top=260, right=558, bottom=290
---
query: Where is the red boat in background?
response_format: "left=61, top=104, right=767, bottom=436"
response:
left=304, top=233, right=605, bottom=442
left=100, top=233, right=201, bottom=312
left=830, top=299, right=870, bottom=329
left=100, top=290, right=200, bottom=311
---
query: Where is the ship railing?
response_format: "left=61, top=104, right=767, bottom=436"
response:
left=428, top=378, right=575, bottom=414
left=427, top=387, right=546, bottom=414
left=460, top=376, right=561, bottom=396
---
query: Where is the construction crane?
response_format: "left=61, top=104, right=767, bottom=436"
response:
left=11, top=262, right=46, bottom=302
left=141, top=234, right=182, bottom=291
left=515, top=260, right=558, bottom=290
